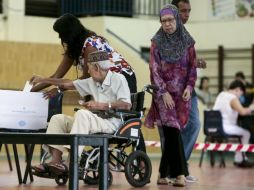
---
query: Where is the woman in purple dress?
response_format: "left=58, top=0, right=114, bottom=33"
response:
left=145, top=4, right=197, bottom=187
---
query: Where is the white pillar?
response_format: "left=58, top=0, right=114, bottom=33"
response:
left=2, top=0, right=25, bottom=41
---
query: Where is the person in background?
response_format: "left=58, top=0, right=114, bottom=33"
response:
left=213, top=80, right=254, bottom=168
left=30, top=13, right=146, bottom=153
left=145, top=4, right=197, bottom=187
left=196, top=76, right=213, bottom=108
left=31, top=51, right=132, bottom=174
left=235, top=71, right=254, bottom=107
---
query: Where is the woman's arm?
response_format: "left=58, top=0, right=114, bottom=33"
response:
left=149, top=42, right=167, bottom=96
left=231, top=98, right=253, bottom=116
left=32, top=77, right=75, bottom=90
left=185, top=46, right=197, bottom=93
left=150, top=42, right=175, bottom=108
left=31, top=54, right=74, bottom=91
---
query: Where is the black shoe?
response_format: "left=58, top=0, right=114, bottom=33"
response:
left=234, top=160, right=254, bottom=168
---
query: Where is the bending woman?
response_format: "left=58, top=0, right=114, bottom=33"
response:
left=31, top=13, right=136, bottom=94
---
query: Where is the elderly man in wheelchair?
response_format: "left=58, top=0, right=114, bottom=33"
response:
left=30, top=51, right=152, bottom=187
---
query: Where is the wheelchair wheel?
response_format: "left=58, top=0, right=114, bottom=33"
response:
left=55, top=174, right=68, bottom=185
left=84, top=170, right=113, bottom=186
left=124, top=150, right=152, bottom=187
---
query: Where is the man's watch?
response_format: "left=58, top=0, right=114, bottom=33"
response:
left=108, top=102, right=112, bottom=110
left=57, top=86, right=62, bottom=93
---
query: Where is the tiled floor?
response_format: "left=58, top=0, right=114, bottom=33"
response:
left=0, top=152, right=254, bottom=190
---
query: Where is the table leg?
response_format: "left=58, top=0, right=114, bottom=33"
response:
left=12, top=144, right=22, bottom=184
left=99, top=138, right=108, bottom=190
left=5, top=144, right=13, bottom=171
left=69, top=136, right=79, bottom=190
left=23, top=144, right=35, bottom=183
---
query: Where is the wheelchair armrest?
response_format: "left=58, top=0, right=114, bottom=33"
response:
left=73, top=108, right=142, bottom=119
left=143, top=84, right=159, bottom=95
left=74, top=108, right=121, bottom=119
left=115, top=109, right=140, bottom=115
left=114, top=109, right=144, bottom=119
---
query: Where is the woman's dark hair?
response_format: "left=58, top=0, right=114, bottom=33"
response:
left=199, top=76, right=209, bottom=90
left=235, top=71, right=245, bottom=80
left=53, top=13, right=96, bottom=65
left=229, top=80, right=246, bottom=92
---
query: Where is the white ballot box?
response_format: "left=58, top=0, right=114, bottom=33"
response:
left=0, top=90, right=48, bottom=131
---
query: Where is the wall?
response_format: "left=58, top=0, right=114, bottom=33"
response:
left=103, top=16, right=254, bottom=51
left=1, top=8, right=254, bottom=103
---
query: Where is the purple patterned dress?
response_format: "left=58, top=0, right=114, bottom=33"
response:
left=145, top=42, right=197, bottom=130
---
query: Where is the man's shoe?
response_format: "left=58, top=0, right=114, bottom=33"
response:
left=234, top=160, right=254, bottom=168
left=185, top=175, right=198, bottom=183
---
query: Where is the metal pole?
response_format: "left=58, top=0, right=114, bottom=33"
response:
left=218, top=45, right=224, bottom=93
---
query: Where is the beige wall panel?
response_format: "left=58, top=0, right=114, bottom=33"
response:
left=0, top=41, right=79, bottom=90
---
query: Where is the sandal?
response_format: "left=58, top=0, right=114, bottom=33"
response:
left=48, top=162, right=69, bottom=175
left=157, top=174, right=169, bottom=185
left=31, top=163, right=50, bottom=173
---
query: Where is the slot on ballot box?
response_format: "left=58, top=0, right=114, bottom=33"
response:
left=0, top=90, right=48, bottom=131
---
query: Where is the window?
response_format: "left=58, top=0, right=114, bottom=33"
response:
left=25, top=0, right=59, bottom=17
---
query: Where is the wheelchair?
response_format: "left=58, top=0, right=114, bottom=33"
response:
left=32, top=85, right=155, bottom=187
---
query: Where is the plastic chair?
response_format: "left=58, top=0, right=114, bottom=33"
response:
left=199, top=110, right=242, bottom=168
left=46, top=92, right=64, bottom=122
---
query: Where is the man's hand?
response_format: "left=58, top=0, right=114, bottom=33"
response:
left=82, top=101, right=105, bottom=110
left=42, top=88, right=59, bottom=99
left=182, top=88, right=191, bottom=101
left=162, top=92, right=175, bottom=109
left=197, top=58, right=207, bottom=69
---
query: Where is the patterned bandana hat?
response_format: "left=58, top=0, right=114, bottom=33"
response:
left=152, top=4, right=195, bottom=63
left=88, top=51, right=109, bottom=63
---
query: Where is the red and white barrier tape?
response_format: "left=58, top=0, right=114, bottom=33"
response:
left=145, top=141, right=254, bottom=152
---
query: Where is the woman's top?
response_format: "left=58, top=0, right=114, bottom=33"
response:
left=145, top=42, right=197, bottom=130
left=195, top=88, right=213, bottom=106
left=213, top=91, right=238, bottom=126
left=79, top=36, right=133, bottom=75
left=144, top=4, right=197, bottom=130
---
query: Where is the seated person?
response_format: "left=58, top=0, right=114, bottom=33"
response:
left=31, top=51, right=131, bottom=173
left=213, top=80, right=254, bottom=168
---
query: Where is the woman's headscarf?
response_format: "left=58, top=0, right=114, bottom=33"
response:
left=152, top=4, right=195, bottom=63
